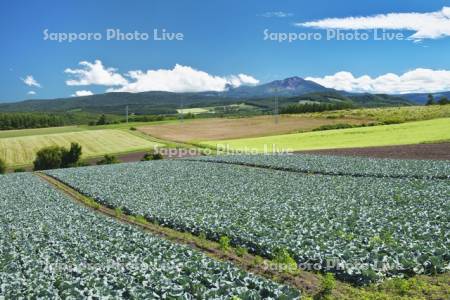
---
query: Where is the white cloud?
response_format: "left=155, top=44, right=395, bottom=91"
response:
left=107, top=64, right=259, bottom=93
left=260, top=11, right=293, bottom=18
left=71, top=90, right=94, bottom=97
left=297, top=6, right=450, bottom=40
left=27, top=91, right=36, bottom=95
left=21, top=75, right=41, bottom=88
left=65, top=60, right=128, bottom=86
left=306, top=68, right=450, bottom=94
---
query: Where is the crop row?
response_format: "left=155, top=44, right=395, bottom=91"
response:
left=0, top=173, right=299, bottom=299
left=47, top=160, right=450, bottom=284
left=186, top=154, right=450, bottom=179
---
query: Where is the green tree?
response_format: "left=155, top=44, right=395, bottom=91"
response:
left=0, top=158, right=6, bottom=174
left=96, top=114, right=107, bottom=125
left=438, top=96, right=449, bottom=105
left=426, top=94, right=435, bottom=106
left=97, top=154, right=120, bottom=165
left=61, top=143, right=82, bottom=167
left=33, top=146, right=64, bottom=171
left=141, top=152, right=163, bottom=161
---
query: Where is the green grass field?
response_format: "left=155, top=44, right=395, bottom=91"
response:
left=0, top=129, right=162, bottom=167
left=308, top=105, right=450, bottom=123
left=201, top=118, right=450, bottom=152
left=0, top=126, right=85, bottom=139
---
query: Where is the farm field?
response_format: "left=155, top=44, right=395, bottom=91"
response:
left=47, top=157, right=450, bottom=284
left=138, top=115, right=369, bottom=142
left=187, top=154, right=450, bottom=179
left=201, top=118, right=450, bottom=152
left=177, top=103, right=261, bottom=115
left=309, top=105, right=450, bottom=123
left=299, top=143, right=450, bottom=160
left=0, top=125, right=84, bottom=138
left=177, top=107, right=210, bottom=114
left=0, top=173, right=297, bottom=298
left=0, top=129, right=162, bottom=166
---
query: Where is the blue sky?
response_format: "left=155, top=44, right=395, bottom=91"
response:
left=1, top=0, right=450, bottom=101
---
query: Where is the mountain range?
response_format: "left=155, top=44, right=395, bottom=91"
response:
left=0, top=76, right=447, bottom=115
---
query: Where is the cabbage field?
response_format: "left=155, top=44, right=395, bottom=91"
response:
left=0, top=173, right=299, bottom=299
left=47, top=157, right=450, bottom=284
left=186, top=154, right=450, bottom=179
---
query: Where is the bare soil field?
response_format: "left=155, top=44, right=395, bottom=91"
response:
left=138, top=115, right=368, bottom=142
left=298, top=143, right=450, bottom=160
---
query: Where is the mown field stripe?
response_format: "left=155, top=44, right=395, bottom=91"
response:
left=182, top=158, right=450, bottom=180
left=34, top=172, right=319, bottom=296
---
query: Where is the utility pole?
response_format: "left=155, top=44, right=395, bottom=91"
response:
left=274, top=95, right=279, bottom=124
left=180, top=98, right=184, bottom=123
left=125, top=105, right=129, bottom=123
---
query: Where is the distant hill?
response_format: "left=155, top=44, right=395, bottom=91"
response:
left=0, top=76, right=417, bottom=115
left=400, top=91, right=450, bottom=105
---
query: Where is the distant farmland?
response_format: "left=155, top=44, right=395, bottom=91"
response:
left=0, top=129, right=161, bottom=166
left=138, top=115, right=368, bottom=142
left=201, top=118, right=450, bottom=152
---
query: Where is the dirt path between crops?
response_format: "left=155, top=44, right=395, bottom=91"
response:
left=296, top=143, right=450, bottom=160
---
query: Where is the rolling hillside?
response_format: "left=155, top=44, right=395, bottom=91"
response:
left=0, top=77, right=416, bottom=115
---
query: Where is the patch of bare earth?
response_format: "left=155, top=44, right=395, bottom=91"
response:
left=297, top=143, right=450, bottom=160
left=138, top=115, right=368, bottom=142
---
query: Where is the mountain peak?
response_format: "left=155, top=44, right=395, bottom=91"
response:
left=271, top=76, right=308, bottom=89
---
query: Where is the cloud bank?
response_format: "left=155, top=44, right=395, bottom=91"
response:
left=65, top=60, right=128, bottom=86
left=297, top=6, right=450, bottom=40
left=65, top=60, right=259, bottom=93
left=306, top=68, right=450, bottom=94
left=21, top=75, right=41, bottom=88
left=27, top=91, right=36, bottom=95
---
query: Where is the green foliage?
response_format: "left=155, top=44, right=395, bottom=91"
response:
left=0, top=173, right=298, bottom=298
left=280, top=101, right=353, bottom=114
left=0, top=112, right=121, bottom=130
left=14, top=168, right=26, bottom=173
left=426, top=94, right=435, bottom=106
left=0, top=158, right=6, bottom=174
left=114, top=207, right=123, bottom=217
left=61, top=143, right=82, bottom=168
left=437, top=96, right=449, bottom=105
left=0, top=112, right=65, bottom=130
left=252, top=256, right=264, bottom=266
left=135, top=215, right=148, bottom=225
left=311, top=105, right=450, bottom=124
left=129, top=127, right=137, bottom=131
left=312, top=123, right=355, bottom=131
left=321, top=273, right=336, bottom=295
left=219, top=236, right=231, bottom=251
left=96, top=114, right=108, bottom=125
left=46, top=157, right=450, bottom=284
left=127, top=115, right=166, bottom=122
left=96, top=154, right=120, bottom=165
left=142, top=152, right=164, bottom=161
left=235, top=246, right=248, bottom=257
left=273, top=248, right=297, bottom=270
left=33, top=143, right=83, bottom=171
left=33, top=146, right=64, bottom=171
